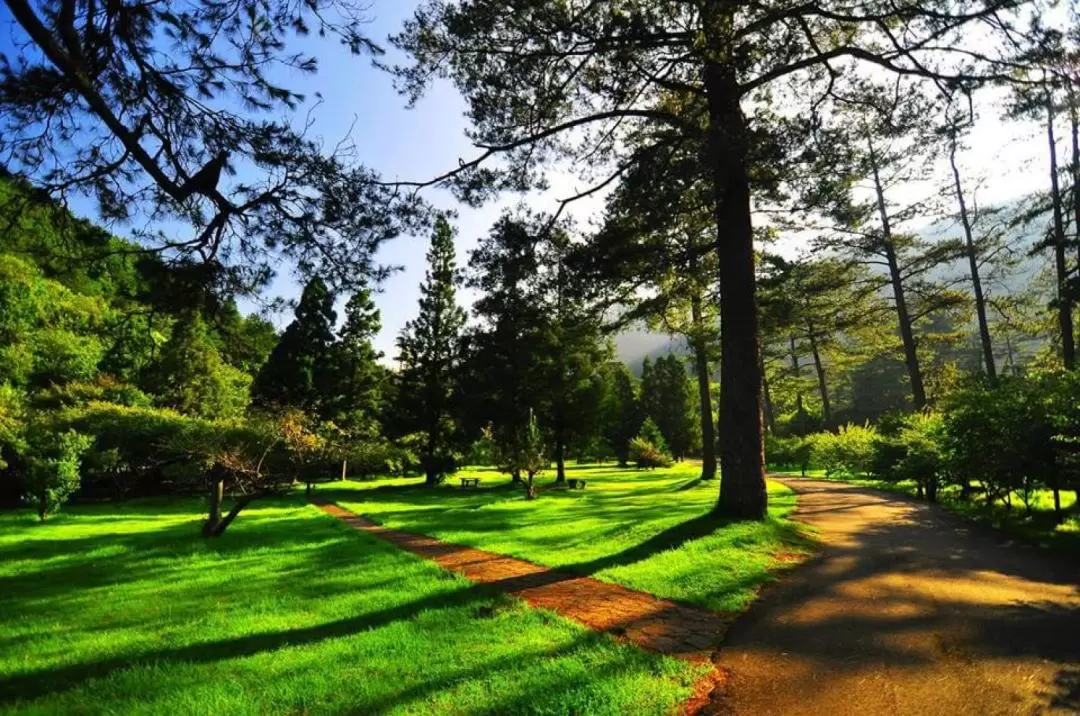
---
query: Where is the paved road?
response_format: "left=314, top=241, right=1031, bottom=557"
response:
left=716, top=478, right=1080, bottom=716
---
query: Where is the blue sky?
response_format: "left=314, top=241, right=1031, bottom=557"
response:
left=0, top=2, right=1055, bottom=361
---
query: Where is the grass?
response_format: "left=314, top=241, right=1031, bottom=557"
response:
left=771, top=467, right=1080, bottom=557
left=323, top=462, right=812, bottom=613
left=0, top=495, right=707, bottom=715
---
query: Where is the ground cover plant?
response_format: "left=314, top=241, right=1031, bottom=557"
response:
left=328, top=462, right=811, bottom=613
left=0, top=496, right=706, bottom=715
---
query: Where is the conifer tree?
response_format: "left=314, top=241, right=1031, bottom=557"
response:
left=252, top=277, right=337, bottom=415
left=396, top=216, right=467, bottom=485
left=328, top=287, right=385, bottom=432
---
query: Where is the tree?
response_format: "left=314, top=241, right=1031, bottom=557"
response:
left=252, top=277, right=337, bottom=416
left=507, top=409, right=546, bottom=500
left=599, top=362, right=642, bottom=466
left=390, top=0, right=1020, bottom=519
left=0, top=0, right=421, bottom=293
left=326, top=287, right=385, bottom=432
left=147, top=311, right=251, bottom=419
left=396, top=216, right=467, bottom=486
left=815, top=80, right=969, bottom=409
left=464, top=213, right=608, bottom=484
left=587, top=150, right=721, bottom=480
left=24, top=427, right=92, bottom=520
left=640, top=354, right=698, bottom=461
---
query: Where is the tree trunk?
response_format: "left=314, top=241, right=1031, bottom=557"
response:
left=341, top=460, right=347, bottom=481
left=788, top=333, right=803, bottom=414
left=949, top=137, right=996, bottom=380
left=868, top=135, right=926, bottom=408
left=1047, top=93, right=1076, bottom=370
left=203, top=477, right=224, bottom=536
left=690, top=287, right=718, bottom=481
left=761, top=357, right=777, bottom=435
left=807, top=324, right=832, bottom=429
left=1069, top=87, right=1080, bottom=270
left=704, top=58, right=766, bottom=520
left=554, top=436, right=567, bottom=484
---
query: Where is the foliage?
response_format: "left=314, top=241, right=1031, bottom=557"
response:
left=252, top=278, right=337, bottom=415
left=640, top=355, right=699, bottom=460
left=1, top=3, right=421, bottom=293
left=327, top=287, right=386, bottom=430
left=764, top=433, right=813, bottom=475
left=599, top=362, right=642, bottom=466
left=23, top=427, right=93, bottom=520
left=396, top=216, right=468, bottom=485
left=147, top=311, right=251, bottom=419
left=809, top=423, right=878, bottom=478
left=629, top=437, right=673, bottom=470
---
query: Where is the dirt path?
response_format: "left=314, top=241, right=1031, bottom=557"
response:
left=715, top=478, right=1080, bottom=716
left=311, top=499, right=733, bottom=710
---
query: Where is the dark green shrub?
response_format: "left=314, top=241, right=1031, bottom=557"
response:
left=24, top=428, right=93, bottom=519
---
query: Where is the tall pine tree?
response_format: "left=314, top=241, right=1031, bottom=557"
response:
left=327, top=287, right=385, bottom=433
left=252, top=277, right=337, bottom=416
left=396, top=216, right=467, bottom=485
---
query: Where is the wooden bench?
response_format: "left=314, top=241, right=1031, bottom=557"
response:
left=567, top=479, right=587, bottom=490
left=459, top=477, right=480, bottom=489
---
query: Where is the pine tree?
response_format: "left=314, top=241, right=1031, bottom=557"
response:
left=640, top=354, right=698, bottom=460
left=600, top=362, right=642, bottom=466
left=252, top=277, right=337, bottom=415
left=396, top=216, right=467, bottom=485
left=328, top=287, right=385, bottom=432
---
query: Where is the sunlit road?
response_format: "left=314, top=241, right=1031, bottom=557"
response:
left=716, top=478, right=1080, bottom=715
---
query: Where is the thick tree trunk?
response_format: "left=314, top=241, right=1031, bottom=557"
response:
left=869, top=137, right=927, bottom=408
left=807, top=324, right=832, bottom=429
left=1047, top=95, right=1076, bottom=370
left=949, top=139, right=996, bottom=380
left=1069, top=89, right=1080, bottom=270
left=690, top=289, right=718, bottom=481
left=203, top=477, right=224, bottom=536
left=704, top=58, right=766, bottom=520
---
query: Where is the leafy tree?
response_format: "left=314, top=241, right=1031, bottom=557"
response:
left=211, top=301, right=279, bottom=377
left=146, top=311, right=250, bottom=420
left=507, top=409, right=546, bottom=500
left=396, top=216, right=467, bottom=486
left=24, top=427, right=93, bottom=520
left=252, top=277, right=337, bottom=415
left=1, top=0, right=421, bottom=293
left=630, top=417, right=673, bottom=469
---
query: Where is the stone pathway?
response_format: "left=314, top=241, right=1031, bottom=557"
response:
left=312, top=499, right=734, bottom=712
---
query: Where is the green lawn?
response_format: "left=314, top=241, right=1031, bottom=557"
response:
left=771, top=468, right=1080, bottom=556
left=0, top=496, right=706, bottom=715
left=323, top=462, right=811, bottom=613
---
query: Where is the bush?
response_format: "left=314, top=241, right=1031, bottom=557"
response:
left=764, top=433, right=812, bottom=474
left=871, top=412, right=948, bottom=501
left=24, top=428, right=93, bottom=520
left=629, top=436, right=672, bottom=469
left=809, top=422, right=877, bottom=477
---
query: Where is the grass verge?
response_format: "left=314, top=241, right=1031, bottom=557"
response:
left=323, top=462, right=813, bottom=613
left=0, top=496, right=705, bottom=715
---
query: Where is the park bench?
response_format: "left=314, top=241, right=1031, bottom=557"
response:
left=459, top=477, right=480, bottom=489
left=567, top=479, right=587, bottom=490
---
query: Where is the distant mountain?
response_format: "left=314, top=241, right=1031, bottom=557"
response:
left=613, top=330, right=688, bottom=375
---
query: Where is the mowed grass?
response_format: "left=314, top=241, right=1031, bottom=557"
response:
left=325, top=462, right=812, bottom=613
left=0, top=497, right=706, bottom=715
left=772, top=468, right=1080, bottom=556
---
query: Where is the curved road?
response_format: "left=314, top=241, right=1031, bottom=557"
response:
left=716, top=478, right=1080, bottom=716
